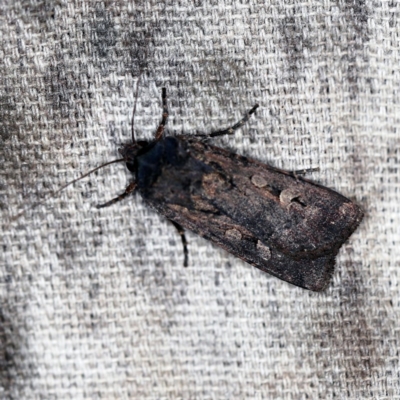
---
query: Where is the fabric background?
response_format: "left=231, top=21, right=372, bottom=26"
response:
left=0, top=0, right=398, bottom=398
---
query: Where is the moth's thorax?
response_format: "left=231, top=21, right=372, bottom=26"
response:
left=134, top=136, right=190, bottom=189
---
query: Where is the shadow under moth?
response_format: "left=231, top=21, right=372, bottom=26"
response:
left=92, top=88, right=363, bottom=292
left=17, top=88, right=362, bottom=291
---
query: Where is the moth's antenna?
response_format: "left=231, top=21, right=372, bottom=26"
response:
left=9, top=158, right=124, bottom=223
left=131, top=74, right=142, bottom=144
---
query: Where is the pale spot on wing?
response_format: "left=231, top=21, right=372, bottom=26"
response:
left=224, top=228, right=242, bottom=240
left=256, top=241, right=271, bottom=260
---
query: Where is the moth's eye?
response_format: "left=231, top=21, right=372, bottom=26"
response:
left=126, top=162, right=136, bottom=173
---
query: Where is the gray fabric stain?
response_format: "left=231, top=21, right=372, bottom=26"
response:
left=312, top=260, right=384, bottom=396
left=0, top=303, right=30, bottom=399
left=338, top=0, right=370, bottom=97
left=278, top=15, right=313, bottom=84
left=277, top=1, right=370, bottom=97
left=91, top=5, right=117, bottom=60
left=0, top=96, right=18, bottom=143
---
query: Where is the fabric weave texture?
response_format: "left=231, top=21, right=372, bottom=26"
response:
left=0, top=1, right=398, bottom=399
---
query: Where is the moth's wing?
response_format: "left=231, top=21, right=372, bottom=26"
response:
left=187, top=139, right=364, bottom=259
left=139, top=137, right=363, bottom=291
left=160, top=203, right=336, bottom=291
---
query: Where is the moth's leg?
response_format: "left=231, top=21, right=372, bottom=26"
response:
left=96, top=181, right=137, bottom=208
left=154, top=87, right=169, bottom=141
left=169, top=220, right=189, bottom=268
left=290, top=167, right=320, bottom=180
left=195, top=104, right=259, bottom=138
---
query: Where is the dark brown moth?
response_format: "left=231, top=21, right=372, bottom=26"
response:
left=96, top=88, right=363, bottom=292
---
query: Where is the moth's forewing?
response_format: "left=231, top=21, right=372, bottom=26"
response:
left=137, top=136, right=363, bottom=291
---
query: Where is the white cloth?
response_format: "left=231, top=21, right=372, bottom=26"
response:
left=0, top=1, right=397, bottom=398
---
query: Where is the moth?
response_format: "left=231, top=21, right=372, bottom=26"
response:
left=94, top=88, right=364, bottom=292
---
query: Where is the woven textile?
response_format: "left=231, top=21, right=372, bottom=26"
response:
left=0, top=1, right=398, bottom=398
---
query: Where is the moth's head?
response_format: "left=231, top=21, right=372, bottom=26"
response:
left=118, top=140, right=151, bottom=173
